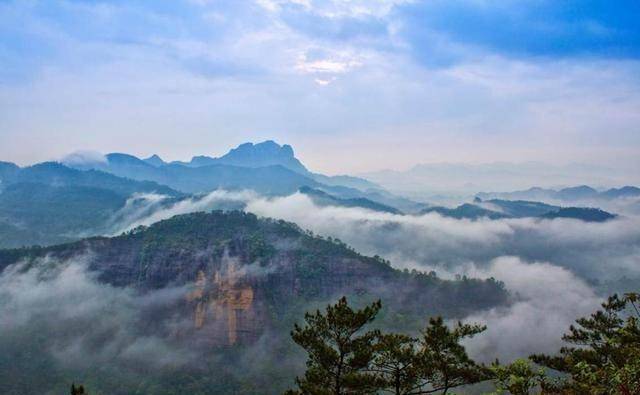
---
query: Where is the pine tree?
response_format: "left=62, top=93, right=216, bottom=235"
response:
left=286, top=297, right=382, bottom=395
left=490, top=359, right=546, bottom=395
left=532, top=292, right=640, bottom=394
left=370, top=333, right=420, bottom=395
left=70, top=383, right=86, bottom=395
left=410, top=317, right=489, bottom=394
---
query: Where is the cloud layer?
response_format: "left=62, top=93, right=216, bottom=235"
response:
left=461, top=257, right=601, bottom=362
left=111, top=191, right=640, bottom=282
left=2, top=188, right=637, bottom=372
left=0, top=255, right=195, bottom=373
left=1, top=1, right=639, bottom=173
left=101, top=189, right=640, bottom=360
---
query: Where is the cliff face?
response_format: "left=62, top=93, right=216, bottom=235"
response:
left=0, top=211, right=508, bottom=346
left=186, top=257, right=257, bottom=346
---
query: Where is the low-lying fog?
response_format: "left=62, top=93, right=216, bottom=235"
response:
left=98, top=190, right=640, bottom=360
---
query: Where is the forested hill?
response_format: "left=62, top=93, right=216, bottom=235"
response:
left=0, top=210, right=507, bottom=336
left=0, top=162, right=183, bottom=248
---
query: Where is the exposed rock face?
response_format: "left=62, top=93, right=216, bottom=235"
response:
left=0, top=211, right=508, bottom=347
left=187, top=255, right=257, bottom=345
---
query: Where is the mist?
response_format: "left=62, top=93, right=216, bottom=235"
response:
left=115, top=190, right=640, bottom=281
left=361, top=162, right=640, bottom=200
left=0, top=185, right=635, bottom=391
left=0, top=253, right=304, bottom=394
left=460, top=257, right=601, bottom=362
left=97, top=189, right=640, bottom=361
left=0, top=255, right=194, bottom=368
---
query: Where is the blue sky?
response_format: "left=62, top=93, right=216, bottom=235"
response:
left=1, top=0, right=639, bottom=174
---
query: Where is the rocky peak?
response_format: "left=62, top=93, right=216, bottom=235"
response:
left=216, top=140, right=308, bottom=174
left=143, top=154, right=166, bottom=167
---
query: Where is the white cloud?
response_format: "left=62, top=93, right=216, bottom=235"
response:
left=106, top=190, right=640, bottom=282
left=109, top=190, right=258, bottom=234
left=255, top=0, right=413, bottom=19
left=296, top=52, right=363, bottom=74
left=61, top=150, right=107, bottom=165
left=462, top=257, right=601, bottom=362
left=0, top=256, right=194, bottom=368
left=98, top=189, right=639, bottom=361
left=1, top=1, right=639, bottom=174
left=314, top=76, right=336, bottom=85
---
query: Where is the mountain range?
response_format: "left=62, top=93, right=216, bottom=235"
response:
left=0, top=141, right=429, bottom=248
left=0, top=140, right=636, bottom=394
left=0, top=211, right=507, bottom=394
left=69, top=141, right=380, bottom=194
left=0, top=162, right=183, bottom=247
left=476, top=185, right=640, bottom=202
left=362, top=162, right=640, bottom=199
left=422, top=198, right=616, bottom=222
left=0, top=141, right=629, bottom=248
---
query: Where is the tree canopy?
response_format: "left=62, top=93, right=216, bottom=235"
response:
left=287, top=293, right=640, bottom=395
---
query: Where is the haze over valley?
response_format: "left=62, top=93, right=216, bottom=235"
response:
left=0, top=140, right=639, bottom=393
left=1, top=1, right=639, bottom=394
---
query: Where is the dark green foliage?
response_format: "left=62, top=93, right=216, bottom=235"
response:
left=422, top=198, right=616, bottom=222
left=70, top=383, right=86, bottom=394
left=0, top=211, right=508, bottom=316
left=370, top=333, right=420, bottom=395
left=0, top=211, right=508, bottom=395
left=0, top=162, right=183, bottom=248
left=541, top=207, right=616, bottom=222
left=0, top=183, right=126, bottom=247
left=288, top=299, right=489, bottom=395
left=13, top=162, right=180, bottom=197
left=490, top=359, right=546, bottom=395
left=410, top=317, right=489, bottom=394
left=421, top=203, right=509, bottom=220
left=531, top=292, right=640, bottom=394
left=288, top=297, right=382, bottom=395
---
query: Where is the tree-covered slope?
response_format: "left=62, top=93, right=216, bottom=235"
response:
left=299, top=186, right=402, bottom=214
left=421, top=199, right=617, bottom=222
left=0, top=211, right=508, bottom=394
left=0, top=183, right=126, bottom=247
left=0, top=211, right=507, bottom=320
left=0, top=162, right=183, bottom=248
left=2, top=162, right=180, bottom=197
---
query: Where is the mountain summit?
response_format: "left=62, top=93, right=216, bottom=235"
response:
left=143, top=154, right=166, bottom=167
left=177, top=140, right=308, bottom=174
left=213, top=140, right=308, bottom=174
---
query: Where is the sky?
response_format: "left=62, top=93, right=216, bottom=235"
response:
left=1, top=0, right=639, bottom=174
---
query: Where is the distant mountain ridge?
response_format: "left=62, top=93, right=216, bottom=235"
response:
left=0, top=162, right=183, bottom=248
left=299, top=186, right=402, bottom=214
left=0, top=210, right=508, bottom=334
left=361, top=162, right=639, bottom=198
left=477, top=185, right=640, bottom=202
left=421, top=198, right=616, bottom=222
left=139, top=140, right=380, bottom=192
left=66, top=149, right=323, bottom=196
left=170, top=140, right=308, bottom=174
left=0, top=161, right=180, bottom=197
left=0, top=145, right=426, bottom=247
left=62, top=140, right=421, bottom=212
